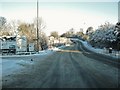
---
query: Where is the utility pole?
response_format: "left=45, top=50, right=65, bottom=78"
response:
left=37, top=0, right=39, bottom=53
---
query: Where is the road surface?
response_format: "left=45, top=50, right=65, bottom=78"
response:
left=2, top=43, right=119, bottom=88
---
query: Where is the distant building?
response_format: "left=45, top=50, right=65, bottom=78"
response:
left=0, top=36, right=16, bottom=54
left=16, top=35, right=27, bottom=52
left=28, top=43, right=34, bottom=52
left=48, top=36, right=71, bottom=48
left=0, top=35, right=36, bottom=55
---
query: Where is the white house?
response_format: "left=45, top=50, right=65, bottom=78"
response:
left=0, top=35, right=36, bottom=55
left=16, top=35, right=27, bottom=52
left=48, top=36, right=71, bottom=48
left=28, top=43, right=34, bottom=52
left=0, top=36, right=16, bottom=54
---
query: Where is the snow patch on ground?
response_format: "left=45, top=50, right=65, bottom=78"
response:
left=79, top=39, right=120, bottom=59
left=1, top=50, right=53, bottom=58
left=48, top=45, right=66, bottom=51
left=2, top=59, right=24, bottom=76
left=2, top=50, right=54, bottom=77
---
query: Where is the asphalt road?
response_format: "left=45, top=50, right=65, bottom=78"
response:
left=2, top=44, right=119, bottom=88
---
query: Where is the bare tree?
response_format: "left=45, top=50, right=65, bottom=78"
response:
left=0, top=17, right=7, bottom=36
left=50, top=31, right=59, bottom=39
left=0, top=17, right=6, bottom=28
left=8, top=20, right=20, bottom=35
left=86, top=27, right=94, bottom=35
left=34, top=17, right=46, bottom=32
left=33, top=17, right=48, bottom=50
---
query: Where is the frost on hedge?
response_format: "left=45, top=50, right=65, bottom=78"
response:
left=88, top=22, right=120, bottom=50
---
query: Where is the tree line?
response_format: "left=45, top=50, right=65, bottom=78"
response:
left=0, top=16, right=119, bottom=51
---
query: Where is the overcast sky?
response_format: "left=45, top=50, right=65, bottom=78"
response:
left=0, top=0, right=119, bottom=35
